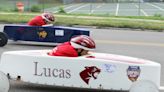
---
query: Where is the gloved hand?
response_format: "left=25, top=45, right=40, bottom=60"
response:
left=42, top=24, right=54, bottom=27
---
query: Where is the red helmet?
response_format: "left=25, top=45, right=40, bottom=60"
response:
left=70, top=35, right=96, bottom=50
left=41, top=12, right=55, bottom=23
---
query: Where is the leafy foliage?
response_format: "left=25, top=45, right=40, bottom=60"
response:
left=30, top=5, right=41, bottom=12
left=58, top=7, right=66, bottom=14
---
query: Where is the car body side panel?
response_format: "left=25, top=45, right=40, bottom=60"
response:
left=0, top=50, right=161, bottom=91
left=3, top=25, right=90, bottom=43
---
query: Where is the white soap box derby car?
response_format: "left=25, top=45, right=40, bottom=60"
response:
left=0, top=50, right=161, bottom=92
left=0, top=24, right=89, bottom=47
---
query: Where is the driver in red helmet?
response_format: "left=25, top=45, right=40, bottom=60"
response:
left=28, top=12, right=55, bottom=26
left=48, top=35, right=96, bottom=57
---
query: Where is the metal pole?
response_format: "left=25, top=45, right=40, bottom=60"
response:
left=42, top=0, right=45, bottom=12
left=138, top=0, right=141, bottom=16
left=90, top=0, right=93, bottom=15
left=27, top=0, right=30, bottom=12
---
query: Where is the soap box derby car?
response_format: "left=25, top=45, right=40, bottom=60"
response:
left=0, top=50, right=161, bottom=92
left=0, top=24, right=89, bottom=47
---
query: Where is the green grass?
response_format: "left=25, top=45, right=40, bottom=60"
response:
left=57, top=13, right=164, bottom=21
left=0, top=12, right=163, bottom=31
left=56, top=16, right=164, bottom=31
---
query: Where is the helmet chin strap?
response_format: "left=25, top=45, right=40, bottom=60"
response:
left=76, top=49, right=84, bottom=56
left=43, top=19, right=48, bottom=24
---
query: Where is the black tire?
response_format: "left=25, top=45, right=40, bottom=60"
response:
left=0, top=32, right=8, bottom=47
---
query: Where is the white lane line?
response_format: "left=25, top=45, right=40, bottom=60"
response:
left=44, top=7, right=59, bottom=13
left=97, top=4, right=102, bottom=8
left=56, top=4, right=82, bottom=13
left=141, top=9, right=148, bottom=16
left=160, top=86, right=164, bottom=90
left=147, top=3, right=164, bottom=11
left=67, top=4, right=89, bottom=13
left=135, top=4, right=148, bottom=16
left=89, top=4, right=104, bottom=15
left=45, top=4, right=80, bottom=13
left=90, top=9, right=94, bottom=15
left=64, top=4, right=81, bottom=10
left=115, top=3, right=119, bottom=16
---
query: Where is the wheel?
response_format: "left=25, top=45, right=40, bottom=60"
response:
left=129, top=80, right=159, bottom=92
left=0, top=32, right=8, bottom=47
left=0, top=71, right=10, bottom=92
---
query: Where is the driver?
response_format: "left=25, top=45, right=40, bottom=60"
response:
left=48, top=35, right=96, bottom=57
left=28, top=12, right=55, bottom=26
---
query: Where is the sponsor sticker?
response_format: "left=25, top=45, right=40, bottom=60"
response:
left=55, top=30, right=64, bottom=36
left=103, top=64, right=116, bottom=73
left=37, top=31, right=47, bottom=39
left=127, top=66, right=141, bottom=82
left=79, top=66, right=101, bottom=84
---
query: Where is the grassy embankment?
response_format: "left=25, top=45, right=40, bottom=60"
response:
left=0, top=12, right=164, bottom=31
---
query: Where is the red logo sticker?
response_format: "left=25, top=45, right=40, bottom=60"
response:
left=80, top=66, right=101, bottom=84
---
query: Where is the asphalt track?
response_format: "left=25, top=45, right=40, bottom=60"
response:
left=0, top=24, right=164, bottom=92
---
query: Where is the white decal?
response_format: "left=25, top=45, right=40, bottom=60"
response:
left=103, top=64, right=116, bottom=73
left=55, top=30, right=64, bottom=36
